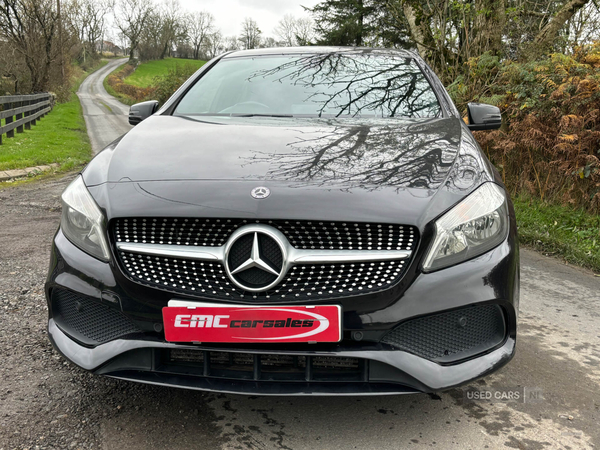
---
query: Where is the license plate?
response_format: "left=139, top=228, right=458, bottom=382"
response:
left=162, top=301, right=342, bottom=343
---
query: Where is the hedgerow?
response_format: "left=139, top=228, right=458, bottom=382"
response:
left=106, top=64, right=154, bottom=102
left=449, top=44, right=600, bottom=213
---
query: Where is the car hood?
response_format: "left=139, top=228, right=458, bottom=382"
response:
left=84, top=115, right=495, bottom=228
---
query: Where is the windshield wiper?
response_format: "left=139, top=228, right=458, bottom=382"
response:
left=231, top=113, right=294, bottom=118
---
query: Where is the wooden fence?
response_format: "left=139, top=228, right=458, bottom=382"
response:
left=0, top=93, right=54, bottom=145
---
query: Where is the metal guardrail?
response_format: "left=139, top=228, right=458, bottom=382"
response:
left=0, top=93, right=53, bottom=145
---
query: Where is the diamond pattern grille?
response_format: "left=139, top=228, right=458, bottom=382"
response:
left=113, top=218, right=417, bottom=251
left=118, top=251, right=408, bottom=301
left=113, top=218, right=416, bottom=300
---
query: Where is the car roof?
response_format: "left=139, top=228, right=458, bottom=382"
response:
left=222, top=46, right=417, bottom=59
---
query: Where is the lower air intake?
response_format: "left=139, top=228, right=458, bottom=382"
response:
left=51, top=288, right=141, bottom=346
left=166, top=350, right=365, bottom=382
left=380, top=304, right=506, bottom=363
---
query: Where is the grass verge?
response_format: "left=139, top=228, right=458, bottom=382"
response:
left=124, top=58, right=205, bottom=88
left=0, top=60, right=107, bottom=174
left=103, top=61, right=135, bottom=106
left=514, top=195, right=600, bottom=273
left=103, top=58, right=205, bottom=105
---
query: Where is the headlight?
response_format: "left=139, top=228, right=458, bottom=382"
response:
left=422, top=183, right=509, bottom=272
left=60, top=176, right=111, bottom=262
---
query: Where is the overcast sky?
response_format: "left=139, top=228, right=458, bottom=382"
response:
left=178, top=0, right=321, bottom=37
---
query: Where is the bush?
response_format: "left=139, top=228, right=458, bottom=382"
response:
left=150, top=63, right=200, bottom=105
left=451, top=45, right=600, bottom=213
left=106, top=63, right=154, bottom=102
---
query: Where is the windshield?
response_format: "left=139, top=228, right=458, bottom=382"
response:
left=174, top=52, right=441, bottom=119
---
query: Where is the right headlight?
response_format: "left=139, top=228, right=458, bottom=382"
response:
left=60, top=175, right=111, bottom=262
left=422, top=182, right=509, bottom=272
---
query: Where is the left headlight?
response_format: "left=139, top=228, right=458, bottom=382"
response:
left=60, top=175, right=111, bottom=262
left=422, top=182, right=509, bottom=272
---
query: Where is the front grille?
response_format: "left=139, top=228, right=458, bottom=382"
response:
left=380, top=304, right=506, bottom=363
left=51, top=288, right=141, bottom=346
left=113, top=218, right=416, bottom=301
left=119, top=251, right=407, bottom=300
left=166, top=349, right=365, bottom=382
left=113, top=218, right=417, bottom=251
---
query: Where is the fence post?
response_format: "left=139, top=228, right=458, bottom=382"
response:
left=16, top=99, right=24, bottom=133
left=24, top=98, right=31, bottom=130
left=31, top=98, right=37, bottom=127
left=6, top=102, right=14, bottom=138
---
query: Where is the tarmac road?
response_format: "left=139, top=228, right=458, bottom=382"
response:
left=77, top=58, right=132, bottom=154
left=1, top=62, right=599, bottom=450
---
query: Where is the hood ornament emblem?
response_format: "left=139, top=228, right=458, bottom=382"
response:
left=251, top=186, right=270, bottom=199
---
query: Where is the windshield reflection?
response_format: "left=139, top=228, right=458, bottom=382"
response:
left=176, top=51, right=441, bottom=119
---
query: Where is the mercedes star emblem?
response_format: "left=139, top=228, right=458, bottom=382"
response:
left=251, top=186, right=270, bottom=199
left=224, top=225, right=287, bottom=292
left=230, top=232, right=280, bottom=277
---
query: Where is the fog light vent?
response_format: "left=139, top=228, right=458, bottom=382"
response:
left=52, top=288, right=141, bottom=346
left=380, top=304, right=506, bottom=363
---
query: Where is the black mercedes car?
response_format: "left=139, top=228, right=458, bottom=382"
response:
left=46, top=47, right=519, bottom=395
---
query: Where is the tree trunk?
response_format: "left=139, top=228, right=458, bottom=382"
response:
left=534, top=0, right=589, bottom=49
left=472, top=0, right=505, bottom=56
left=402, top=2, right=430, bottom=58
left=357, top=0, right=364, bottom=46
left=160, top=42, right=169, bottom=59
left=25, top=57, right=41, bottom=92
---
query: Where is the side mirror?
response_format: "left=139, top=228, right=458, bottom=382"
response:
left=467, top=103, right=502, bottom=131
left=129, top=100, right=159, bottom=126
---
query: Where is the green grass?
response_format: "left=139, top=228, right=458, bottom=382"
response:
left=103, top=58, right=205, bottom=105
left=124, top=58, right=205, bottom=88
left=0, top=61, right=107, bottom=172
left=514, top=195, right=600, bottom=272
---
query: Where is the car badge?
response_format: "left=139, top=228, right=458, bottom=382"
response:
left=251, top=186, right=270, bottom=199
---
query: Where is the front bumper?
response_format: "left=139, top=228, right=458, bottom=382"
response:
left=46, top=228, right=519, bottom=395
left=48, top=319, right=515, bottom=395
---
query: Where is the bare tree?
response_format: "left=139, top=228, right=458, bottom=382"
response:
left=275, top=14, right=297, bottom=46
left=275, top=14, right=316, bottom=47
left=115, top=0, right=154, bottom=60
left=138, top=9, right=162, bottom=60
left=261, top=36, right=277, bottom=48
left=157, top=0, right=183, bottom=59
left=224, top=35, right=240, bottom=52
left=534, top=0, right=591, bottom=49
left=68, top=0, right=113, bottom=62
left=187, top=10, right=214, bottom=59
left=0, top=0, right=61, bottom=91
left=239, top=17, right=261, bottom=50
left=567, top=2, right=600, bottom=47
left=294, top=16, right=316, bottom=45
left=204, top=30, right=223, bottom=58
left=0, top=42, right=27, bottom=93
